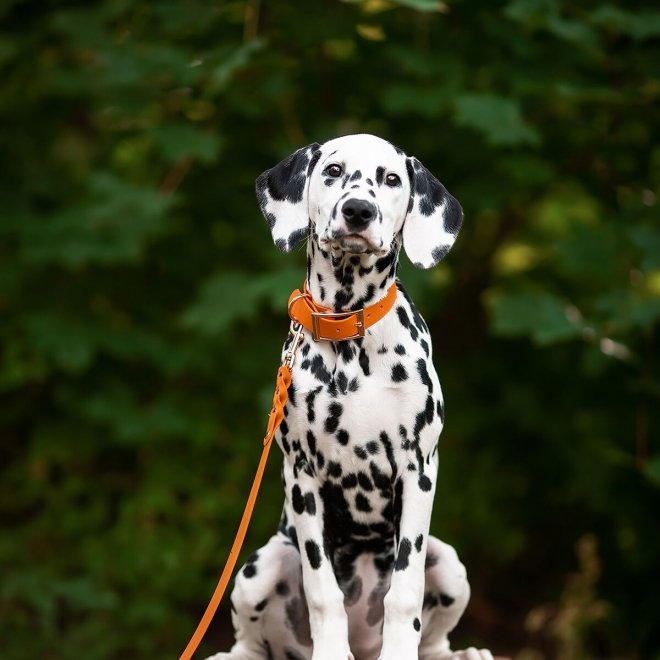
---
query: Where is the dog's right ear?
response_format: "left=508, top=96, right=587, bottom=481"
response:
left=256, top=143, right=321, bottom=253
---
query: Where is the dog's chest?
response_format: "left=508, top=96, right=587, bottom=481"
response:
left=278, top=318, right=444, bottom=534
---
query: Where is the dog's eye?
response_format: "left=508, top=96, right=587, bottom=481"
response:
left=385, top=173, right=401, bottom=187
left=324, top=164, right=343, bottom=178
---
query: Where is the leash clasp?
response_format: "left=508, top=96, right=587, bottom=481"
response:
left=283, top=322, right=304, bottom=369
left=311, top=308, right=365, bottom=341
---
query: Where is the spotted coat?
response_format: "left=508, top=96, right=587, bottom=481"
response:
left=206, top=134, right=492, bottom=660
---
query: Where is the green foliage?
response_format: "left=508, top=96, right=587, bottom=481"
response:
left=1, top=1, right=659, bottom=659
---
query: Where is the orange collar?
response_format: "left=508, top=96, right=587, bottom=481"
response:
left=288, top=282, right=398, bottom=341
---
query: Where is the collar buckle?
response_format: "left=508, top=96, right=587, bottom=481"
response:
left=311, top=308, right=365, bottom=342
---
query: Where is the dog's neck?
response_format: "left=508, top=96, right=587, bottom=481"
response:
left=305, top=234, right=400, bottom=312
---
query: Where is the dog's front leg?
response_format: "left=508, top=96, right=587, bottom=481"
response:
left=380, top=471, right=437, bottom=660
left=282, top=462, right=354, bottom=660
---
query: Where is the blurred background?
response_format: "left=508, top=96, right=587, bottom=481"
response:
left=1, top=1, right=659, bottom=658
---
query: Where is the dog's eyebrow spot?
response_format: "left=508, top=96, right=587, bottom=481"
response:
left=349, top=169, right=362, bottom=181
left=376, top=167, right=385, bottom=186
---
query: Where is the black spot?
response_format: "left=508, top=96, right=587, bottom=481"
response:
left=354, top=445, right=368, bottom=460
left=419, top=474, right=432, bottom=492
left=413, top=617, right=421, bottom=632
left=342, top=473, right=358, bottom=489
left=337, top=429, right=350, bottom=445
left=375, top=252, right=395, bottom=273
left=440, top=593, right=456, bottom=607
left=305, top=540, right=322, bottom=569
left=391, top=363, right=408, bottom=382
left=397, top=306, right=419, bottom=341
left=241, top=551, right=259, bottom=579
left=305, top=388, right=320, bottom=423
left=304, top=492, right=317, bottom=515
left=350, top=169, right=362, bottom=182
left=437, top=399, right=445, bottom=423
left=324, top=402, right=343, bottom=433
left=415, top=535, right=423, bottom=552
left=366, top=441, right=379, bottom=455
left=327, top=461, right=343, bottom=478
left=291, top=485, right=305, bottom=514
left=357, top=472, right=374, bottom=491
left=370, top=462, right=391, bottom=492
left=395, top=537, right=412, bottom=571
left=257, top=146, right=320, bottom=205
left=255, top=598, right=268, bottom=611
left=286, top=228, right=308, bottom=251
left=276, top=581, right=290, bottom=597
left=306, top=430, right=317, bottom=455
left=394, top=344, right=406, bottom=355
left=358, top=348, right=371, bottom=376
left=320, top=481, right=370, bottom=548
left=376, top=166, right=385, bottom=186
left=425, top=553, right=438, bottom=569
left=355, top=493, right=372, bottom=512
left=310, top=355, right=332, bottom=384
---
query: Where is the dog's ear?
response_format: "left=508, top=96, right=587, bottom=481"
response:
left=256, top=143, right=322, bottom=253
left=402, top=157, right=463, bottom=269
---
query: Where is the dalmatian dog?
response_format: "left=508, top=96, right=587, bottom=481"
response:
left=207, top=134, right=492, bottom=660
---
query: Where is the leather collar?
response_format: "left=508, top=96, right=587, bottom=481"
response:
left=287, top=282, right=398, bottom=342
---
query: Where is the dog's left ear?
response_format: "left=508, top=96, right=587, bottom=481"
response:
left=402, top=157, right=463, bottom=269
left=256, top=143, right=321, bottom=253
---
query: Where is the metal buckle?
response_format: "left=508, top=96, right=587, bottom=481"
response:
left=311, top=309, right=365, bottom=342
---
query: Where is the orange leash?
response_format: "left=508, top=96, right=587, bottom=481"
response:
left=179, top=324, right=303, bottom=660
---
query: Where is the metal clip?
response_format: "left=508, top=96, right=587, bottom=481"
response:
left=283, top=322, right=304, bottom=369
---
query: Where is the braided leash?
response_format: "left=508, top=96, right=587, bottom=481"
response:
left=179, top=323, right=304, bottom=660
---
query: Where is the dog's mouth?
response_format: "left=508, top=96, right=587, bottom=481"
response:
left=322, top=232, right=384, bottom=255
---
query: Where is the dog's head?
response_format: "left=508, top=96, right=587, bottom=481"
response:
left=256, top=133, right=462, bottom=269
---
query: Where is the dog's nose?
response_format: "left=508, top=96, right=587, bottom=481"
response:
left=341, top=198, right=376, bottom=229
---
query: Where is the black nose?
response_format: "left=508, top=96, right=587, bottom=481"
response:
left=341, top=198, right=376, bottom=229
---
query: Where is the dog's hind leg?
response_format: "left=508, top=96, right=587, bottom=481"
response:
left=418, top=536, right=493, bottom=660
left=205, top=532, right=312, bottom=660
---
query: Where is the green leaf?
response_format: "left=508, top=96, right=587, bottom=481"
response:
left=453, top=94, right=541, bottom=147
left=489, top=289, right=581, bottom=345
